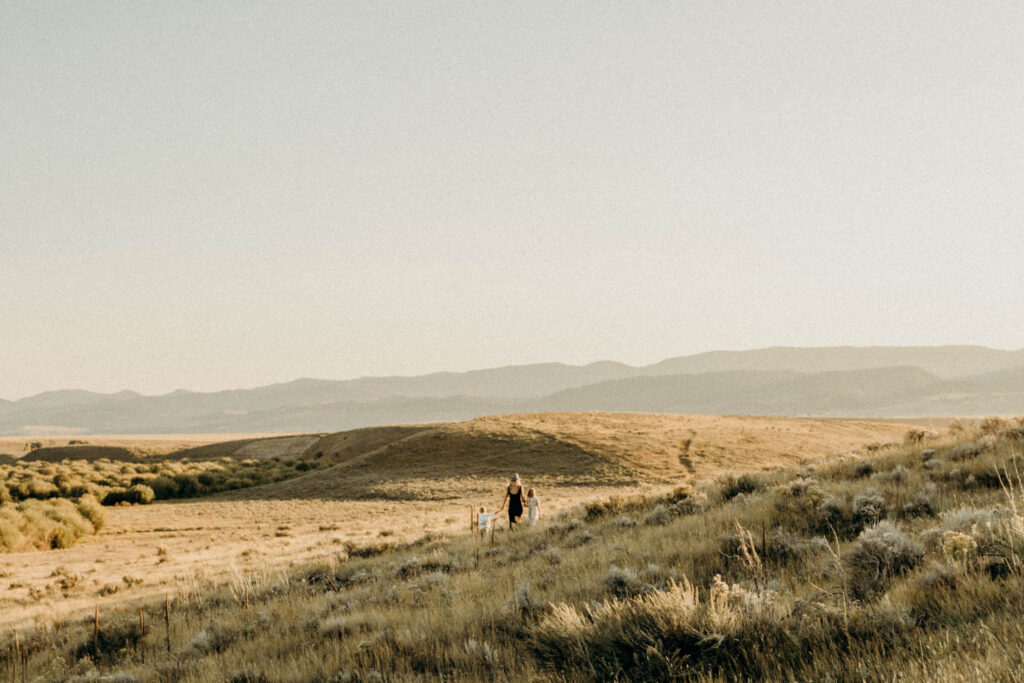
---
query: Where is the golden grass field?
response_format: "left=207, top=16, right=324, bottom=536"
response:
left=0, top=413, right=918, bottom=634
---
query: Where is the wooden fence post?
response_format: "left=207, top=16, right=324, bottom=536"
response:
left=164, top=594, right=171, bottom=654
left=93, top=606, right=99, bottom=657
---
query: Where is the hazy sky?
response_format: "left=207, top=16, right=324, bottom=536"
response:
left=2, top=2, right=1022, bottom=400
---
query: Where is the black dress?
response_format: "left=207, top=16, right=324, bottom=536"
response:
left=507, top=485, right=525, bottom=525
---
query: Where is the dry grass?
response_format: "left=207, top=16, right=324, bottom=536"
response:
left=0, top=413, right=911, bottom=640
left=4, top=417, right=1024, bottom=680
left=230, top=412, right=914, bottom=501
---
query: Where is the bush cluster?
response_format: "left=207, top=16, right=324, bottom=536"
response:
left=1, top=457, right=324, bottom=509
left=0, top=495, right=105, bottom=552
left=1, top=456, right=325, bottom=553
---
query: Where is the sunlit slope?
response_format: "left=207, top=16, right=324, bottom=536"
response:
left=226, top=413, right=916, bottom=501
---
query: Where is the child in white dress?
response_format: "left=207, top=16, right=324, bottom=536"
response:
left=526, top=489, right=541, bottom=526
left=477, top=506, right=494, bottom=535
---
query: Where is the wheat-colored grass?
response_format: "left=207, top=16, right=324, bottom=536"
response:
left=5, top=416, right=1024, bottom=680
left=0, top=413, right=913, bottom=634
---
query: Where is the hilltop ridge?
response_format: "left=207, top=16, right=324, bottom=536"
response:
left=2, top=345, right=1023, bottom=435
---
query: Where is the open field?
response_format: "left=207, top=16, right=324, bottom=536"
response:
left=4, top=415, right=1024, bottom=680
left=0, top=413, right=915, bottom=636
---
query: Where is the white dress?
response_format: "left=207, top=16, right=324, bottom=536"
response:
left=526, top=497, right=540, bottom=525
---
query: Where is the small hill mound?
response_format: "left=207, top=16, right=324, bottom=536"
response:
left=223, top=413, right=915, bottom=502
left=22, top=445, right=137, bottom=462
left=166, top=434, right=322, bottom=461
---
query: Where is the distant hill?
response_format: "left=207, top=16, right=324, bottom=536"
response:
left=534, top=366, right=942, bottom=416
left=645, top=345, right=1024, bottom=379
left=1, top=345, right=1022, bottom=434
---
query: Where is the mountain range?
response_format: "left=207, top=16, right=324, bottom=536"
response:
left=2, top=345, right=1023, bottom=435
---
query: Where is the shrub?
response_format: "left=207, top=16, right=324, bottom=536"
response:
left=173, top=474, right=201, bottom=497
left=718, top=474, right=763, bottom=501
left=585, top=495, right=628, bottom=521
left=818, top=496, right=849, bottom=533
left=102, top=484, right=154, bottom=506
left=772, top=477, right=827, bottom=528
left=853, top=460, right=874, bottom=478
left=566, top=531, right=594, bottom=548
left=148, top=476, right=178, bottom=499
left=395, top=554, right=454, bottom=579
left=49, top=524, right=77, bottom=548
left=764, top=527, right=826, bottom=565
left=190, top=619, right=234, bottom=653
left=541, top=546, right=562, bottom=565
left=502, top=581, right=544, bottom=621
left=917, top=561, right=957, bottom=591
left=872, top=465, right=910, bottom=484
left=852, top=489, right=887, bottom=528
left=978, top=417, right=1008, bottom=435
left=128, top=484, right=155, bottom=504
left=950, top=443, right=981, bottom=460
left=845, top=522, right=924, bottom=600
left=75, top=494, right=106, bottom=531
left=0, top=516, right=24, bottom=551
left=602, top=566, right=643, bottom=597
left=671, top=491, right=709, bottom=515
left=900, top=484, right=938, bottom=519
left=643, top=504, right=672, bottom=526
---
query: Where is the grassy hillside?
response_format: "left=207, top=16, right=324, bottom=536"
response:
left=222, top=413, right=912, bottom=502
left=0, top=413, right=912, bottom=640
left=4, top=417, right=1024, bottom=680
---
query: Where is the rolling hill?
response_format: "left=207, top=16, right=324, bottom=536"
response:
left=218, top=412, right=915, bottom=502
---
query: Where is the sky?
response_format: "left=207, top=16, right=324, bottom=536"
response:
left=2, top=2, right=1023, bottom=400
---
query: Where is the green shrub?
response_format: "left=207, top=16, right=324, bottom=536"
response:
left=173, top=473, right=201, bottom=497
left=148, top=475, right=178, bottom=499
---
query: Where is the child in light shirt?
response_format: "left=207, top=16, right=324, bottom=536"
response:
left=477, top=506, right=495, bottom=535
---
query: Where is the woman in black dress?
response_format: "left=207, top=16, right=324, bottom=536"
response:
left=501, top=473, right=526, bottom=529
